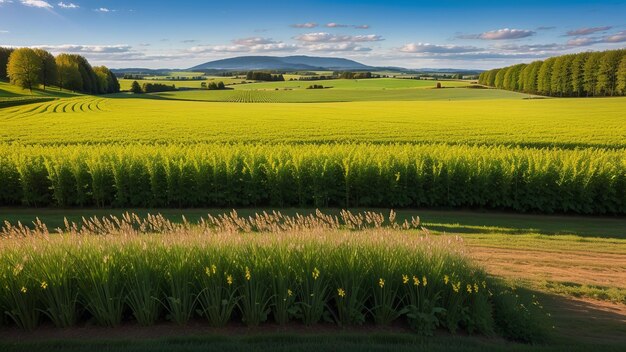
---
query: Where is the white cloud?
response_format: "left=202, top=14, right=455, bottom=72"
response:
left=458, top=28, right=535, bottom=40
left=399, top=43, right=482, bottom=54
left=304, top=43, right=372, bottom=52
left=566, top=37, right=597, bottom=47
left=33, top=44, right=133, bottom=53
left=0, top=0, right=14, bottom=5
left=290, top=22, right=318, bottom=28
left=232, top=37, right=279, bottom=46
left=57, top=2, right=77, bottom=8
left=325, top=23, right=371, bottom=29
left=94, top=7, right=114, bottom=12
left=566, top=30, right=626, bottom=46
left=494, top=43, right=566, bottom=52
left=325, top=22, right=348, bottom=28
left=603, top=31, right=626, bottom=43
left=189, top=38, right=298, bottom=53
left=294, top=32, right=383, bottom=43
left=566, top=26, right=612, bottom=36
left=20, top=0, right=52, bottom=8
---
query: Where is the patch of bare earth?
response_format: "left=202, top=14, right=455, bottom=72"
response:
left=469, top=244, right=626, bottom=344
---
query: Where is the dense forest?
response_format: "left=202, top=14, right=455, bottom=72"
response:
left=478, top=49, right=626, bottom=97
left=0, top=47, right=120, bottom=94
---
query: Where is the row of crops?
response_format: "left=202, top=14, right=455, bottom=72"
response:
left=0, top=211, right=545, bottom=342
left=1, top=98, right=105, bottom=120
left=0, top=143, right=623, bottom=214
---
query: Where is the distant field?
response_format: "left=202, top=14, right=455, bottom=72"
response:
left=118, top=77, right=246, bottom=90
left=152, top=86, right=527, bottom=102
left=233, top=78, right=467, bottom=90
left=1, top=94, right=624, bottom=148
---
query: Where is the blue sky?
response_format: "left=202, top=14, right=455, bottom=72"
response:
left=0, top=0, right=625, bottom=69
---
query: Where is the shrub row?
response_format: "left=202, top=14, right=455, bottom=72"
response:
left=0, top=143, right=624, bottom=214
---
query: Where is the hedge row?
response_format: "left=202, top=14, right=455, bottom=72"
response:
left=0, top=143, right=624, bottom=214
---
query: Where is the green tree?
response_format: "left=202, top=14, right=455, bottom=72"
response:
left=570, top=52, right=589, bottom=96
left=520, top=61, right=541, bottom=94
left=550, top=54, right=574, bottom=97
left=56, top=54, right=82, bottom=91
left=486, top=69, right=499, bottom=87
left=583, top=52, right=602, bottom=96
left=93, top=66, right=120, bottom=94
left=0, top=47, right=14, bottom=81
left=7, top=48, right=41, bottom=92
left=33, top=48, right=57, bottom=91
left=494, top=68, right=506, bottom=89
left=537, top=57, right=555, bottom=96
left=617, top=54, right=626, bottom=95
left=130, top=80, right=142, bottom=94
left=596, top=50, right=623, bottom=96
left=503, top=64, right=525, bottom=91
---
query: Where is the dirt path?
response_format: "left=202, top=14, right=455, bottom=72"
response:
left=469, top=245, right=626, bottom=289
left=469, top=243, right=626, bottom=344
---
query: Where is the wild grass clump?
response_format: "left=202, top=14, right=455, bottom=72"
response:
left=0, top=210, right=546, bottom=342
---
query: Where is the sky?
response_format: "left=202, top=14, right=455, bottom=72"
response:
left=0, top=0, right=625, bottom=69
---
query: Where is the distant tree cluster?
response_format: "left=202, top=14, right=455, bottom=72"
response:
left=336, top=71, right=377, bottom=79
left=245, top=71, right=285, bottom=81
left=298, top=75, right=335, bottom=81
left=479, top=49, right=626, bottom=97
left=1, top=46, right=119, bottom=94
left=142, top=82, right=177, bottom=93
left=306, top=84, right=325, bottom=89
left=123, top=74, right=146, bottom=80
left=202, top=81, right=226, bottom=90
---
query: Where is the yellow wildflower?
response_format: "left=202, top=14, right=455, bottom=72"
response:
left=474, top=283, right=479, bottom=293
left=452, top=282, right=460, bottom=293
left=41, top=281, right=48, bottom=290
left=422, top=276, right=427, bottom=287
left=226, top=274, right=233, bottom=286
left=312, top=267, right=320, bottom=280
left=205, top=267, right=211, bottom=276
left=20, top=286, right=27, bottom=294
left=413, top=276, right=420, bottom=286
left=379, top=278, right=385, bottom=289
left=482, top=281, right=487, bottom=289
left=245, top=267, right=251, bottom=281
left=211, top=264, right=217, bottom=274
left=337, top=288, right=346, bottom=298
left=444, top=275, right=449, bottom=285
left=287, top=289, right=293, bottom=297
left=402, top=274, right=409, bottom=284
left=467, top=284, right=472, bottom=294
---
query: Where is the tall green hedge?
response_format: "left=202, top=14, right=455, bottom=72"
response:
left=0, top=144, right=624, bottom=214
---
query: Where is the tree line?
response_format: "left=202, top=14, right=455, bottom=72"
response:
left=246, top=71, right=285, bottom=81
left=1, top=47, right=120, bottom=94
left=478, top=49, right=626, bottom=97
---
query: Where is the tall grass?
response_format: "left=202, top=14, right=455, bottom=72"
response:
left=0, top=143, right=623, bottom=214
left=0, top=210, right=547, bottom=339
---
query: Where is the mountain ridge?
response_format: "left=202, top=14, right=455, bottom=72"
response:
left=189, top=55, right=374, bottom=71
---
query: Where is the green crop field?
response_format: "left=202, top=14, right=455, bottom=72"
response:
left=1, top=73, right=626, bottom=350
left=118, top=77, right=247, bottom=90
left=151, top=85, right=528, bottom=102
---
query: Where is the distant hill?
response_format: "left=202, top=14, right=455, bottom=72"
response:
left=189, top=55, right=374, bottom=71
